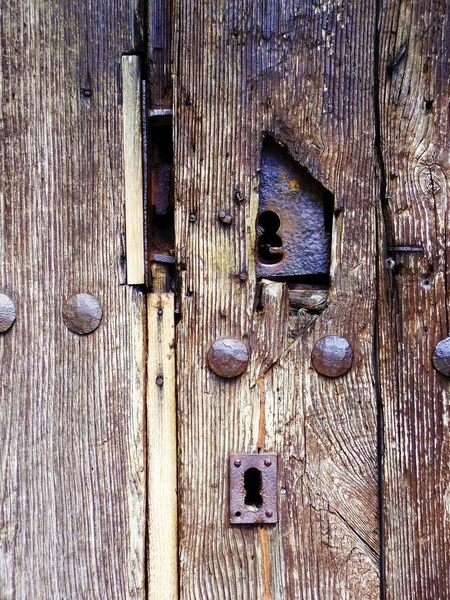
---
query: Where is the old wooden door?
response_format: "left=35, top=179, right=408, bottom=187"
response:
left=1, top=1, right=449, bottom=599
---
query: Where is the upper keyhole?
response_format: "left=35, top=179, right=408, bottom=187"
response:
left=258, top=210, right=281, bottom=233
left=244, top=468, right=263, bottom=511
left=257, top=210, right=283, bottom=264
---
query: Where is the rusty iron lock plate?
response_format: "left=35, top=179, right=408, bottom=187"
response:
left=256, top=139, right=331, bottom=279
left=229, top=453, right=278, bottom=524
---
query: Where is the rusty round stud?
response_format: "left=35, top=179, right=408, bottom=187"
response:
left=311, top=335, right=353, bottom=378
left=62, top=293, right=103, bottom=335
left=265, top=510, right=273, bottom=518
left=432, top=337, right=450, bottom=376
left=156, top=375, right=164, bottom=387
left=207, top=337, right=249, bottom=378
left=0, top=294, right=16, bottom=333
left=218, top=211, right=233, bottom=225
left=239, top=271, right=248, bottom=281
left=234, top=459, right=242, bottom=468
left=189, top=212, right=197, bottom=223
left=264, top=458, right=272, bottom=467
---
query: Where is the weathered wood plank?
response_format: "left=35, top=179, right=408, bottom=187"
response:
left=146, top=0, right=173, bottom=109
left=123, top=55, right=145, bottom=285
left=174, top=1, right=379, bottom=597
left=377, top=2, right=450, bottom=597
left=0, top=2, right=146, bottom=598
left=147, top=293, right=178, bottom=600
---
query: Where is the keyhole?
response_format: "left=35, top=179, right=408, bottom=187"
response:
left=244, top=468, right=263, bottom=511
left=257, top=210, right=284, bottom=264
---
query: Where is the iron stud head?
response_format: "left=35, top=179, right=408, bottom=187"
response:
left=0, top=294, right=16, bottom=333
left=432, top=337, right=450, bottom=376
left=207, top=337, right=249, bottom=378
left=62, top=293, right=103, bottom=335
left=311, top=335, right=353, bottom=378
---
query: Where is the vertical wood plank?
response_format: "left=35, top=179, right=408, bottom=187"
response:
left=378, top=1, right=450, bottom=597
left=173, top=1, right=380, bottom=597
left=147, top=293, right=178, bottom=600
left=0, top=2, right=146, bottom=598
left=123, top=55, right=145, bottom=284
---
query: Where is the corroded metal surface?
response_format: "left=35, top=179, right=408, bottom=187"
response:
left=218, top=211, right=233, bottom=225
left=311, top=335, right=353, bottom=378
left=62, top=293, right=103, bottom=335
left=229, top=454, right=278, bottom=524
left=256, top=140, right=331, bottom=278
left=0, top=293, right=16, bottom=333
left=207, top=338, right=249, bottom=378
left=432, top=337, right=450, bottom=376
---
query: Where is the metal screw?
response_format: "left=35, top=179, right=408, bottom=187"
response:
left=189, top=213, right=197, bottom=223
left=265, top=510, right=273, bottom=518
left=264, top=458, right=272, bottom=467
left=432, top=337, right=450, bottom=376
left=234, top=459, right=242, bottom=467
left=157, top=306, right=163, bottom=317
left=156, top=375, right=164, bottom=387
left=218, top=211, right=233, bottom=225
left=207, top=337, right=249, bottom=378
left=239, top=271, right=248, bottom=281
left=0, top=294, right=16, bottom=333
left=62, top=293, right=102, bottom=335
left=311, top=335, right=353, bottom=378
left=82, top=89, right=92, bottom=97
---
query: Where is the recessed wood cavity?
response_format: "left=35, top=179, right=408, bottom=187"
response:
left=255, top=136, right=333, bottom=284
left=148, top=113, right=175, bottom=261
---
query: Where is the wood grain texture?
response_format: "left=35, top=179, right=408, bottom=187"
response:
left=173, top=1, right=379, bottom=597
left=147, top=293, right=178, bottom=600
left=0, top=2, right=146, bottom=598
left=146, top=0, right=173, bottom=109
left=377, top=2, right=450, bottom=597
left=123, top=55, right=145, bottom=285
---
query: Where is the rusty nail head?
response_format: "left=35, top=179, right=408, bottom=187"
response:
left=0, top=294, right=16, bottom=333
left=62, top=293, right=102, bottom=335
left=432, top=337, right=450, bottom=376
left=265, top=510, right=273, bottom=518
left=264, top=458, right=272, bottom=467
left=189, top=213, right=197, bottom=223
left=234, top=459, right=242, bottom=467
left=311, top=335, right=353, bottom=378
left=239, top=271, right=248, bottom=281
left=218, top=211, right=233, bottom=225
left=207, top=337, right=249, bottom=378
left=235, top=190, right=244, bottom=204
left=156, top=375, right=164, bottom=386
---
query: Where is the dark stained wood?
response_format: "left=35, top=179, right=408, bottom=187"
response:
left=0, top=2, right=146, bottom=598
left=147, top=0, right=173, bottom=108
left=377, top=2, right=450, bottom=597
left=174, top=1, right=380, bottom=597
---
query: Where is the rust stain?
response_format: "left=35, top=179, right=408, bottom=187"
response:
left=256, top=376, right=266, bottom=451
left=259, top=527, right=272, bottom=600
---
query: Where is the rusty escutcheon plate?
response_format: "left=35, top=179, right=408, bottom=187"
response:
left=229, top=453, right=278, bottom=524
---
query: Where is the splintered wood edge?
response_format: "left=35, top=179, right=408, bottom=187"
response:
left=147, top=293, right=178, bottom=600
left=122, top=55, right=145, bottom=284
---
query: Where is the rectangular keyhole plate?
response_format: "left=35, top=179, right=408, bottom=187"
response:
left=229, top=454, right=278, bottom=524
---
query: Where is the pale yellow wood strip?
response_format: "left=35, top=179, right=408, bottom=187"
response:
left=122, top=55, right=145, bottom=285
left=147, top=293, right=178, bottom=600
